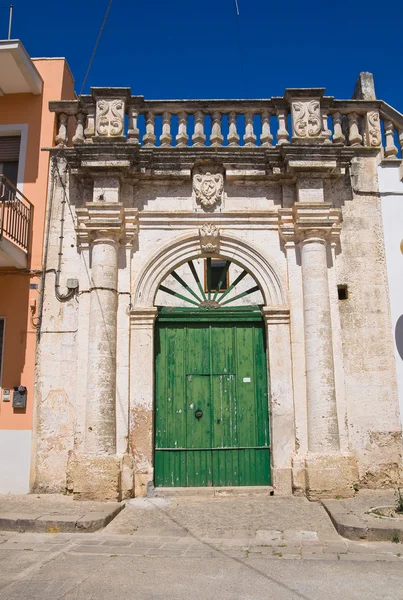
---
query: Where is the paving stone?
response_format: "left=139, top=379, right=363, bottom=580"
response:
left=340, top=553, right=383, bottom=562
left=255, top=529, right=283, bottom=542
left=300, top=552, right=339, bottom=561
left=323, top=543, right=348, bottom=554
left=146, top=547, right=187, bottom=557
left=283, top=530, right=318, bottom=542
left=34, top=515, right=79, bottom=533
left=100, top=540, right=131, bottom=546
left=0, top=513, right=44, bottom=532
left=271, top=544, right=301, bottom=554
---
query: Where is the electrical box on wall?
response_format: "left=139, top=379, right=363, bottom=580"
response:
left=12, top=386, right=27, bottom=408
left=2, top=389, right=11, bottom=402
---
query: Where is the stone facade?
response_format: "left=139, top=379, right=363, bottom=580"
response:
left=32, top=74, right=403, bottom=501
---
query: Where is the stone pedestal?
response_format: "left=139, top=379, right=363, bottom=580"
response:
left=305, top=453, right=359, bottom=499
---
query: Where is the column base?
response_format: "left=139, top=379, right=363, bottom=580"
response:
left=272, top=467, right=293, bottom=495
left=134, top=470, right=154, bottom=497
left=68, top=453, right=134, bottom=501
left=305, top=452, right=358, bottom=500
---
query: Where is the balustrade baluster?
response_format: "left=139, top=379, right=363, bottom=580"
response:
left=176, top=112, right=189, bottom=147
left=399, top=129, right=403, bottom=156
left=347, top=112, right=362, bottom=146
left=243, top=112, right=256, bottom=146
left=143, top=112, right=156, bottom=147
left=210, top=111, right=224, bottom=147
left=321, top=110, right=332, bottom=143
left=128, top=107, right=140, bottom=144
left=160, top=112, right=172, bottom=147
left=55, top=113, right=68, bottom=146
left=72, top=112, right=85, bottom=144
left=384, top=120, right=398, bottom=158
left=84, top=105, right=95, bottom=142
left=260, top=111, right=273, bottom=147
left=192, top=111, right=206, bottom=147
left=276, top=109, right=289, bottom=144
left=228, top=111, right=240, bottom=146
left=332, top=112, right=345, bottom=144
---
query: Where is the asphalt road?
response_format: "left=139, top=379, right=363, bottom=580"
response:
left=0, top=536, right=402, bottom=600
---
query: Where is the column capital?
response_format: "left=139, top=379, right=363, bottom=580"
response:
left=130, top=307, right=158, bottom=329
left=76, top=203, right=138, bottom=248
left=262, top=307, right=290, bottom=325
left=279, top=203, right=341, bottom=245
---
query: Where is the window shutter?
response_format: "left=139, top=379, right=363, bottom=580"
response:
left=0, top=136, right=21, bottom=161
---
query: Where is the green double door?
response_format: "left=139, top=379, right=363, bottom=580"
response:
left=154, top=310, right=271, bottom=487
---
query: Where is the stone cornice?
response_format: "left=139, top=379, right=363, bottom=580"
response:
left=48, top=144, right=379, bottom=184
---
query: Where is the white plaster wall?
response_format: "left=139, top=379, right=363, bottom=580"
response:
left=0, top=430, right=32, bottom=493
left=379, top=162, right=403, bottom=426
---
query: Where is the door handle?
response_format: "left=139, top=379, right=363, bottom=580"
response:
left=195, top=408, right=203, bottom=420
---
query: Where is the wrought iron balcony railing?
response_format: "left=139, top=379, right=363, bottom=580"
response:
left=0, top=174, right=33, bottom=254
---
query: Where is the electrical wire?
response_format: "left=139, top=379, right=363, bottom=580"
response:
left=79, top=0, right=113, bottom=95
left=232, top=0, right=247, bottom=97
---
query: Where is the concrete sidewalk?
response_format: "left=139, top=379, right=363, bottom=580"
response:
left=106, top=494, right=340, bottom=541
left=323, top=489, right=403, bottom=542
left=0, top=494, right=123, bottom=533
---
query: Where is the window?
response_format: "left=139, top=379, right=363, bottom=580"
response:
left=0, top=136, right=20, bottom=187
left=0, top=319, right=4, bottom=386
left=337, top=284, right=349, bottom=300
left=204, top=259, right=229, bottom=293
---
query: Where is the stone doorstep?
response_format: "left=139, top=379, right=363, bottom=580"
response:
left=155, top=486, right=274, bottom=498
left=322, top=499, right=403, bottom=542
left=0, top=503, right=124, bottom=533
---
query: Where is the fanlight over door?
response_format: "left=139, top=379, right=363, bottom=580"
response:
left=156, top=258, right=263, bottom=309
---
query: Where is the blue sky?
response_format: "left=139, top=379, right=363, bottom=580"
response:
left=2, top=0, right=402, bottom=110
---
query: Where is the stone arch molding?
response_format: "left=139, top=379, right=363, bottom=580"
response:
left=132, top=232, right=288, bottom=309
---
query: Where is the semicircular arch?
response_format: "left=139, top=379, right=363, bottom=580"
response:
left=132, top=232, right=287, bottom=309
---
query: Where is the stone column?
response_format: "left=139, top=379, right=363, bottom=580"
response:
left=129, top=307, right=158, bottom=497
left=71, top=195, right=137, bottom=501
left=300, top=230, right=340, bottom=452
left=293, top=201, right=358, bottom=497
left=85, top=230, right=119, bottom=455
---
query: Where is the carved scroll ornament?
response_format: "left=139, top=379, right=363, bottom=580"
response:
left=96, top=99, right=124, bottom=137
left=293, top=100, right=322, bottom=138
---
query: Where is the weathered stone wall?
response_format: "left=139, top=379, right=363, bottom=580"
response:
left=33, top=149, right=402, bottom=498
left=330, top=157, right=402, bottom=487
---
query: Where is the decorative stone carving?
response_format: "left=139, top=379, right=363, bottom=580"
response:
left=96, top=99, right=124, bottom=137
left=292, top=100, right=322, bottom=139
left=365, top=111, right=382, bottom=147
left=199, top=223, right=219, bottom=253
left=193, top=169, right=223, bottom=209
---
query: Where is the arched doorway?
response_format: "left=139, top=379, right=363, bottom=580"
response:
left=154, top=257, right=270, bottom=487
left=129, top=233, right=293, bottom=497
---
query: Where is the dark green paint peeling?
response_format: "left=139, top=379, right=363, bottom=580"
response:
left=154, top=317, right=271, bottom=487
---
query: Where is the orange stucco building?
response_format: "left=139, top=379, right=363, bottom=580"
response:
left=0, top=40, right=75, bottom=492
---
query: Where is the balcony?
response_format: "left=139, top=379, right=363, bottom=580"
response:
left=0, top=175, right=33, bottom=268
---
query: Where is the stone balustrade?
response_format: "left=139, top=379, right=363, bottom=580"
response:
left=49, top=88, right=403, bottom=158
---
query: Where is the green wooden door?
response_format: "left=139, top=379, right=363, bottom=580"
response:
left=154, top=309, right=271, bottom=487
